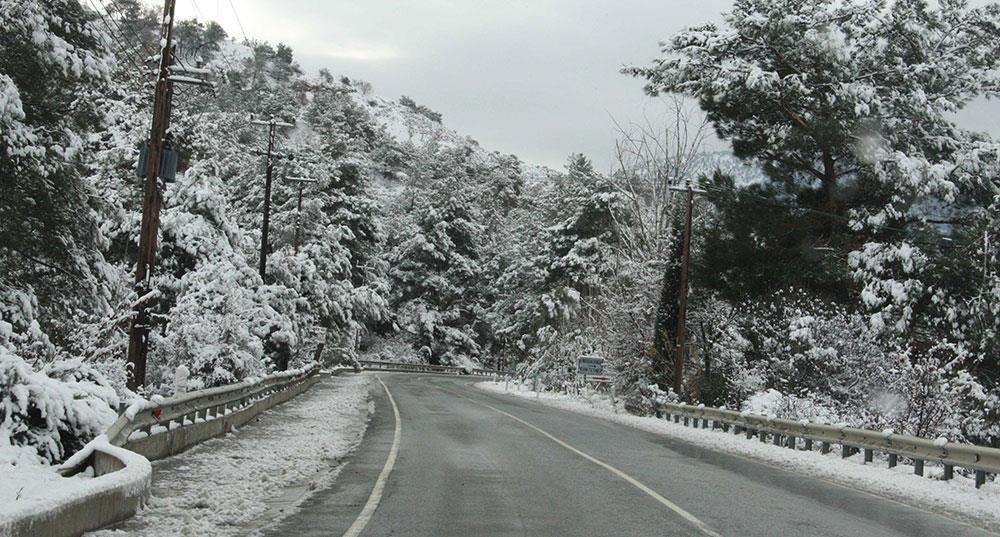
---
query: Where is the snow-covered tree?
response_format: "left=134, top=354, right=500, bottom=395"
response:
left=631, top=0, right=1000, bottom=442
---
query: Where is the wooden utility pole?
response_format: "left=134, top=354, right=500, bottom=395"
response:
left=251, top=116, right=294, bottom=280
left=667, top=179, right=705, bottom=395
left=284, top=176, right=318, bottom=253
left=125, top=0, right=214, bottom=393
left=126, top=0, right=177, bottom=393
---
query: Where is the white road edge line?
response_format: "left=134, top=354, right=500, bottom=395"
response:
left=342, top=375, right=401, bottom=537
left=460, top=392, right=722, bottom=537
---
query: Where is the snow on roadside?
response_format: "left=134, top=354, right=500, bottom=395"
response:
left=0, top=442, right=86, bottom=519
left=476, top=381, right=1000, bottom=532
left=89, top=373, right=373, bottom=537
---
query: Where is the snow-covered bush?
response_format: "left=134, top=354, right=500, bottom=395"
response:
left=696, top=292, right=993, bottom=441
left=515, top=327, right=598, bottom=391
left=0, top=347, right=118, bottom=463
left=743, top=389, right=841, bottom=424
left=151, top=258, right=292, bottom=390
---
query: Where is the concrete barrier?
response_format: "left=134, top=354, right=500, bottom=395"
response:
left=2, top=440, right=150, bottom=537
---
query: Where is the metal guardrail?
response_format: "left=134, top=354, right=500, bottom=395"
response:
left=358, top=359, right=505, bottom=377
left=105, top=364, right=324, bottom=460
left=13, top=365, right=333, bottom=537
left=657, top=402, right=1000, bottom=489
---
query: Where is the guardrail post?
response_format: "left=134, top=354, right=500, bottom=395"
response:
left=804, top=439, right=813, bottom=451
left=841, top=445, right=853, bottom=459
left=674, top=415, right=680, bottom=423
left=975, top=470, right=986, bottom=489
left=684, top=416, right=690, bottom=426
left=786, top=435, right=796, bottom=449
left=943, top=464, right=953, bottom=480
left=914, top=459, right=924, bottom=476
left=821, top=441, right=831, bottom=454
left=773, top=433, right=782, bottom=446
left=702, top=418, right=709, bottom=429
left=760, top=431, right=768, bottom=443
left=746, top=428, right=754, bottom=439
left=864, top=448, right=873, bottom=464
left=655, top=409, right=662, bottom=419
left=888, top=453, right=898, bottom=468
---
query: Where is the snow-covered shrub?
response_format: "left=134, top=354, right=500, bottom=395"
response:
left=0, top=286, right=56, bottom=363
left=0, top=348, right=118, bottom=463
left=743, top=389, right=841, bottom=424
left=622, top=380, right=672, bottom=417
left=698, top=293, right=995, bottom=442
left=151, top=258, right=291, bottom=390
left=515, top=327, right=598, bottom=391
left=706, top=292, right=894, bottom=408
left=362, top=335, right=422, bottom=364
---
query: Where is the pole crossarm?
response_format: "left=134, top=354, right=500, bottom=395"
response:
left=283, top=176, right=318, bottom=184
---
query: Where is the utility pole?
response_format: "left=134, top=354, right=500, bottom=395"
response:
left=667, top=178, right=705, bottom=395
left=250, top=116, right=294, bottom=280
left=125, top=0, right=176, bottom=394
left=283, top=176, right=318, bottom=253
left=126, top=0, right=214, bottom=393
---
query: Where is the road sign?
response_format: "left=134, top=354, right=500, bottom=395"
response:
left=577, top=356, right=604, bottom=376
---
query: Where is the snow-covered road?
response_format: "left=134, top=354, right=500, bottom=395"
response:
left=88, top=373, right=372, bottom=537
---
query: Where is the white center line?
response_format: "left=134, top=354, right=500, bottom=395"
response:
left=450, top=388, right=722, bottom=537
left=342, top=375, right=401, bottom=537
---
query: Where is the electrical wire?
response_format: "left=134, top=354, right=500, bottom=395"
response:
left=697, top=181, right=978, bottom=250
left=98, top=0, right=156, bottom=59
left=192, top=0, right=205, bottom=19
left=227, top=0, right=249, bottom=43
left=84, top=0, right=144, bottom=71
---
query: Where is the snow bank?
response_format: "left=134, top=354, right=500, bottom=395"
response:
left=0, top=442, right=70, bottom=520
left=1, top=435, right=151, bottom=535
left=476, top=381, right=1000, bottom=531
left=88, top=373, right=372, bottom=536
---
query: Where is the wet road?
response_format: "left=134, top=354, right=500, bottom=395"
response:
left=266, top=373, right=995, bottom=537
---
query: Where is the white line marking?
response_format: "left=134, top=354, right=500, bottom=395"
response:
left=342, top=375, right=401, bottom=537
left=454, top=391, right=721, bottom=537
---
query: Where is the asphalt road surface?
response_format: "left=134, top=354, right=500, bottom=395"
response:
left=266, top=373, right=996, bottom=537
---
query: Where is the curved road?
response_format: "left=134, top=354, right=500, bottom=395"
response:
left=267, top=373, right=996, bottom=537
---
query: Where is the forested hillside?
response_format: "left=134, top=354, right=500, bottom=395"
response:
left=2, top=0, right=998, bottom=470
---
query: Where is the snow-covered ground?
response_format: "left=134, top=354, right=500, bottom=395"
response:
left=88, top=373, right=373, bottom=537
left=477, top=381, right=1000, bottom=532
left=0, top=444, right=91, bottom=519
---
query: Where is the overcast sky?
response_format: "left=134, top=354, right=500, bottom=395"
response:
left=169, top=0, right=1000, bottom=171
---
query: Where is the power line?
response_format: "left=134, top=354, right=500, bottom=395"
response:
left=698, top=182, right=976, bottom=249
left=97, top=0, right=155, bottom=58
left=85, top=0, right=154, bottom=82
left=191, top=0, right=205, bottom=20
left=85, top=0, right=142, bottom=69
left=228, top=0, right=249, bottom=42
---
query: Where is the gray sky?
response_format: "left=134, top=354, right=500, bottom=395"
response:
left=173, top=1, right=999, bottom=171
